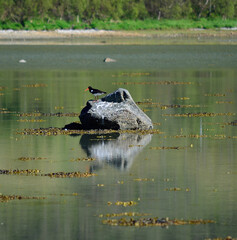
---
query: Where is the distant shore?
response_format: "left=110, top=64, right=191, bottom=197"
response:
left=1, top=29, right=237, bottom=45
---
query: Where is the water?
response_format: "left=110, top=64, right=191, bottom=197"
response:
left=0, top=45, right=237, bottom=240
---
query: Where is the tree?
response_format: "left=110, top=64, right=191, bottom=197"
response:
left=212, top=0, right=236, bottom=19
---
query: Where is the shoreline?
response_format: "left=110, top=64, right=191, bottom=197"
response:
left=0, top=29, right=237, bottom=45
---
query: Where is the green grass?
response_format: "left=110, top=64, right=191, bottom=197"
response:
left=0, top=18, right=237, bottom=31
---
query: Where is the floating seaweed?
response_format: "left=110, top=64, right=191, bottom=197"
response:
left=54, top=106, right=64, bottom=110
left=70, top=157, right=96, bottom=162
left=172, top=134, right=208, bottom=138
left=99, top=212, right=150, bottom=218
left=18, top=157, right=47, bottom=161
left=0, top=169, right=41, bottom=175
left=112, top=72, right=150, bottom=77
left=149, top=146, right=185, bottom=150
left=107, top=201, right=137, bottom=207
left=133, top=178, right=155, bottom=182
left=0, top=194, right=46, bottom=203
left=17, top=112, right=80, bottom=117
left=165, top=187, right=190, bottom=192
left=17, top=119, right=46, bottom=122
left=163, top=112, right=235, bottom=117
left=59, top=193, right=79, bottom=196
left=16, top=128, right=162, bottom=136
left=216, top=101, right=233, bottom=104
left=0, top=108, right=15, bottom=114
left=22, top=83, right=48, bottom=88
left=43, top=171, right=96, bottom=178
left=205, top=237, right=236, bottom=240
left=102, top=217, right=215, bottom=227
left=177, top=97, right=190, bottom=100
left=204, top=93, right=226, bottom=97
left=136, top=101, right=202, bottom=110
left=113, top=81, right=192, bottom=85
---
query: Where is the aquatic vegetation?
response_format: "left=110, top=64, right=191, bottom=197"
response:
left=113, top=81, right=192, bottom=86
left=97, top=184, right=105, bottom=187
left=165, top=187, right=190, bottom=192
left=54, top=106, right=64, bottom=110
left=0, top=169, right=96, bottom=178
left=18, top=112, right=80, bottom=117
left=133, top=178, right=154, bottom=182
left=0, top=169, right=41, bottom=175
left=204, top=93, right=226, bottom=97
left=0, top=108, right=14, bottom=114
left=215, top=101, right=233, bottom=104
left=99, top=212, right=150, bottom=218
left=102, top=217, right=215, bottom=227
left=149, top=146, right=185, bottom=150
left=17, top=119, right=46, bottom=122
left=16, top=128, right=162, bottom=136
left=70, top=157, right=96, bottom=162
left=43, top=171, right=96, bottom=178
left=0, top=194, right=46, bottom=202
left=205, top=237, right=236, bottom=240
left=22, top=83, right=48, bottom=88
left=112, top=72, right=150, bottom=77
left=172, top=134, right=208, bottom=138
left=177, top=97, right=190, bottom=100
left=59, top=193, right=79, bottom=196
left=107, top=201, right=137, bottom=207
left=136, top=101, right=202, bottom=110
left=163, top=112, right=235, bottom=117
left=18, top=157, right=47, bottom=161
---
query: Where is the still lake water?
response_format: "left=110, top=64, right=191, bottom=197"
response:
left=0, top=44, right=237, bottom=240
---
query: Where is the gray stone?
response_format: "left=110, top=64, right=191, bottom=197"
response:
left=79, top=88, right=153, bottom=130
left=103, top=57, right=116, bottom=62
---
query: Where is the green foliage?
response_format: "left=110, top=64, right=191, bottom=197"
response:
left=0, top=0, right=237, bottom=30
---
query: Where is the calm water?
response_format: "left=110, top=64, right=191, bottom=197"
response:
left=0, top=45, right=237, bottom=240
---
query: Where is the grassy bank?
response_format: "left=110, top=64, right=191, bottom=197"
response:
left=1, top=18, right=237, bottom=31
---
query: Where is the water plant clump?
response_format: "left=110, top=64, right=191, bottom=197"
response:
left=43, top=171, right=96, bottom=178
left=0, top=194, right=46, bottom=202
left=0, top=169, right=41, bottom=175
left=16, top=128, right=162, bottom=136
left=163, top=112, right=235, bottom=117
left=102, top=217, right=215, bottom=227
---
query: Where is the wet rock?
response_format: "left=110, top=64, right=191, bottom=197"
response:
left=63, top=122, right=84, bottom=130
left=79, top=88, right=153, bottom=130
left=103, top=57, right=116, bottom=62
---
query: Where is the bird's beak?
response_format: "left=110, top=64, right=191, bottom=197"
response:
left=85, top=88, right=89, bottom=91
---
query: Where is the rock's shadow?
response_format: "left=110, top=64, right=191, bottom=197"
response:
left=79, top=132, right=152, bottom=172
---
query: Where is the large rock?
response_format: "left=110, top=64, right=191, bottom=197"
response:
left=79, top=88, right=153, bottom=130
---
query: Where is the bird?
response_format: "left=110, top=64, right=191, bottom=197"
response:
left=85, top=86, right=106, bottom=100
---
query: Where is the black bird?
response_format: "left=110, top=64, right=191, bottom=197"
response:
left=85, top=86, right=106, bottom=100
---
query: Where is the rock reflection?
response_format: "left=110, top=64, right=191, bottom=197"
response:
left=80, top=133, right=152, bottom=172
